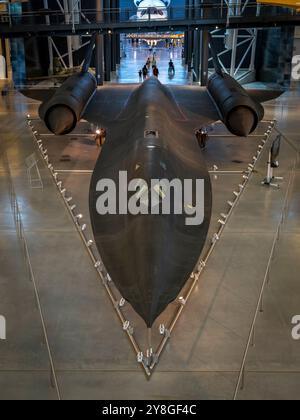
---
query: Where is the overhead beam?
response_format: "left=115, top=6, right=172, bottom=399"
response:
left=2, top=15, right=300, bottom=38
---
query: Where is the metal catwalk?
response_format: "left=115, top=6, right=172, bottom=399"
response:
left=1, top=4, right=300, bottom=37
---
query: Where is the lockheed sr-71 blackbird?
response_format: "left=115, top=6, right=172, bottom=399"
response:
left=21, top=34, right=283, bottom=328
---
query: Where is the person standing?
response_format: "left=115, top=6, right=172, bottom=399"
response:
left=95, top=129, right=101, bottom=147
left=95, top=128, right=106, bottom=147
left=195, top=128, right=208, bottom=149
left=100, top=128, right=106, bottom=146
left=142, top=65, right=148, bottom=80
left=153, top=65, right=159, bottom=78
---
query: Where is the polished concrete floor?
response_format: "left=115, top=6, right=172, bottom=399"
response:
left=0, top=80, right=300, bottom=400
left=112, top=43, right=189, bottom=84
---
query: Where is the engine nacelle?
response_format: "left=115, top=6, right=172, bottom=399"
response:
left=39, top=72, right=97, bottom=135
left=207, top=72, right=264, bottom=137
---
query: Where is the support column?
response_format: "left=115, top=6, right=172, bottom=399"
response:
left=104, top=34, right=112, bottom=81
left=193, top=30, right=200, bottom=82
left=250, top=29, right=258, bottom=72
left=102, top=0, right=111, bottom=81
left=111, top=35, right=117, bottom=72
left=184, top=0, right=189, bottom=65
left=63, top=0, right=73, bottom=68
left=0, top=39, right=6, bottom=79
left=184, top=31, right=189, bottom=64
left=116, top=33, right=120, bottom=65
left=43, top=0, right=53, bottom=75
left=228, top=0, right=240, bottom=77
left=192, top=0, right=201, bottom=81
left=187, top=31, right=193, bottom=72
left=70, top=0, right=81, bottom=52
left=110, top=0, right=116, bottom=73
left=110, top=0, right=119, bottom=72
left=5, top=39, right=12, bottom=81
left=230, top=29, right=238, bottom=77
left=115, top=1, right=120, bottom=66
left=96, top=35, right=104, bottom=85
left=96, top=0, right=104, bottom=85
left=187, top=0, right=194, bottom=72
left=199, top=0, right=210, bottom=86
left=199, top=30, right=209, bottom=86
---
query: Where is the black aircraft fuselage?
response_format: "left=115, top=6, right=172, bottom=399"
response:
left=89, top=77, right=212, bottom=327
left=21, top=33, right=284, bottom=330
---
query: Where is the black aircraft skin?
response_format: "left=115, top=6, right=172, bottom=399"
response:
left=21, top=35, right=284, bottom=327
left=89, top=77, right=212, bottom=327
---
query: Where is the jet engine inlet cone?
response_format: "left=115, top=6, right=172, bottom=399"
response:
left=227, top=106, right=256, bottom=137
left=46, top=105, right=76, bottom=135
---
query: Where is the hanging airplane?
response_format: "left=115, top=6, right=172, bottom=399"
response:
left=21, top=33, right=284, bottom=328
left=257, top=0, right=300, bottom=12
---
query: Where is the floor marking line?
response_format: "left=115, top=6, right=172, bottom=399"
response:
left=40, top=133, right=95, bottom=137
left=55, top=169, right=93, bottom=173
left=209, top=171, right=245, bottom=174
left=209, top=134, right=262, bottom=138
left=55, top=169, right=245, bottom=175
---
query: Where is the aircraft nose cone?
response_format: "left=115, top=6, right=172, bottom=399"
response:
left=89, top=170, right=212, bottom=327
left=120, top=218, right=202, bottom=327
left=227, top=106, right=256, bottom=137
left=91, top=215, right=211, bottom=328
left=46, top=105, right=75, bottom=135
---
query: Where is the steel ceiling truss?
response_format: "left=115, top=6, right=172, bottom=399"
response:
left=210, top=0, right=261, bottom=81
left=43, top=0, right=260, bottom=79
left=44, top=0, right=92, bottom=73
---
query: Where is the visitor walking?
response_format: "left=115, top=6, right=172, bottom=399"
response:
left=153, top=65, right=159, bottom=78
left=142, top=65, right=148, bottom=80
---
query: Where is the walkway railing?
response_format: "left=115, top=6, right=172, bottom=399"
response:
left=27, top=116, right=152, bottom=377
left=1, top=151, right=62, bottom=400
left=0, top=3, right=298, bottom=28
left=151, top=120, right=278, bottom=370
left=233, top=128, right=299, bottom=400
left=27, top=116, right=280, bottom=376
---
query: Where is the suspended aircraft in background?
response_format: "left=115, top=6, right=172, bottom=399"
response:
left=21, top=33, right=284, bottom=328
left=257, top=0, right=300, bottom=11
left=130, top=0, right=170, bottom=21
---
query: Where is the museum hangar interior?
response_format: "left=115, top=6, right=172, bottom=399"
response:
left=0, top=0, right=300, bottom=401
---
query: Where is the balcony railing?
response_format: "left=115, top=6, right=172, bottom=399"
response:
left=0, top=3, right=298, bottom=28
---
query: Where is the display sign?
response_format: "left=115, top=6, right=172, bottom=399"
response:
left=0, top=315, right=6, bottom=340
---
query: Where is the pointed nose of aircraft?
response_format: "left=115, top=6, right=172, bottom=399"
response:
left=117, top=218, right=206, bottom=327
left=46, top=105, right=75, bottom=135
left=89, top=163, right=212, bottom=327
left=227, top=106, right=256, bottom=137
left=91, top=212, right=211, bottom=328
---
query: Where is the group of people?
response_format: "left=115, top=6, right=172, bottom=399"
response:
left=139, top=53, right=160, bottom=80
left=138, top=58, right=176, bottom=80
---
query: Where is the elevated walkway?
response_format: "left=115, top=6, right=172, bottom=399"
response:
left=0, top=4, right=299, bottom=37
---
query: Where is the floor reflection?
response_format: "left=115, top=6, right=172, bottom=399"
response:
left=112, top=43, right=190, bottom=84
